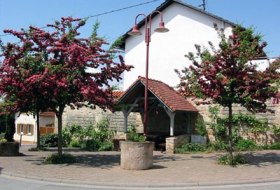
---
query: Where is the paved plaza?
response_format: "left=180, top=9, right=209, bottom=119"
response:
left=0, top=145, right=280, bottom=188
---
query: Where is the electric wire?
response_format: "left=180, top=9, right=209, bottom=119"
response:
left=0, top=0, right=161, bottom=38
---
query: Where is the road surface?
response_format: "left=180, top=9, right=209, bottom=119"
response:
left=1, top=175, right=280, bottom=190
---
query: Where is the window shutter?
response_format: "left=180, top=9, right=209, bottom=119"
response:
left=17, top=124, right=20, bottom=134
left=24, top=125, right=27, bottom=135
left=31, top=125, right=34, bottom=136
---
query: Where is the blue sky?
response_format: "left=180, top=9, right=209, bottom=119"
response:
left=0, top=0, right=279, bottom=57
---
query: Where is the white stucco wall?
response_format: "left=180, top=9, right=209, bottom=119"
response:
left=14, top=113, right=37, bottom=143
left=252, top=58, right=276, bottom=71
left=124, top=3, right=233, bottom=89
left=14, top=113, right=55, bottom=143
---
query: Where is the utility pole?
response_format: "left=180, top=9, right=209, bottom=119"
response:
left=199, top=0, right=207, bottom=11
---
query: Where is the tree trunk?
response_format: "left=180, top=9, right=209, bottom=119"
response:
left=228, top=104, right=234, bottom=160
left=36, top=110, right=40, bottom=149
left=56, top=106, right=64, bottom=156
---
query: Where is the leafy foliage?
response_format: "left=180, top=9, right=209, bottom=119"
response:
left=272, top=124, right=280, bottom=137
left=0, top=17, right=132, bottom=156
left=236, top=139, right=258, bottom=151
left=207, top=141, right=228, bottom=152
left=264, top=142, right=280, bottom=150
left=0, top=133, right=7, bottom=143
left=210, top=111, right=270, bottom=144
left=194, top=115, right=207, bottom=136
left=175, top=143, right=207, bottom=153
left=218, top=154, right=247, bottom=166
left=40, top=133, right=59, bottom=147
left=176, top=25, right=279, bottom=158
left=62, top=118, right=114, bottom=151
left=176, top=25, right=278, bottom=112
left=127, top=126, right=145, bottom=142
left=0, top=113, right=15, bottom=142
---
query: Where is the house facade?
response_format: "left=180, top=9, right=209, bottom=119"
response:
left=14, top=112, right=55, bottom=144
left=122, top=0, right=234, bottom=89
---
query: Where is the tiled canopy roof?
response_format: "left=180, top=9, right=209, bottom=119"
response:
left=39, top=112, right=55, bottom=117
left=112, top=90, right=124, bottom=99
left=117, top=77, right=198, bottom=112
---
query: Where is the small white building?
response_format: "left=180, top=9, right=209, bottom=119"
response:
left=122, top=0, right=234, bottom=89
left=14, top=112, right=55, bottom=144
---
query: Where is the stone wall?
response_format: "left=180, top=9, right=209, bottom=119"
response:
left=188, top=98, right=280, bottom=143
left=59, top=106, right=143, bottom=132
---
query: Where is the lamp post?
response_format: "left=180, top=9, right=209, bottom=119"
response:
left=128, top=11, right=169, bottom=135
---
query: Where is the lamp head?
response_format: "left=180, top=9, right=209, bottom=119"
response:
left=154, top=22, right=169, bottom=33
left=128, top=25, right=142, bottom=36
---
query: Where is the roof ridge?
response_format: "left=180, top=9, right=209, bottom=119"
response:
left=138, top=76, right=166, bottom=84
left=139, top=76, right=179, bottom=92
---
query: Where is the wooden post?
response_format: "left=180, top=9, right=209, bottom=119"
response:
left=122, top=98, right=140, bottom=133
left=162, top=105, right=176, bottom=137
left=123, top=110, right=129, bottom=133
left=170, top=112, right=175, bottom=136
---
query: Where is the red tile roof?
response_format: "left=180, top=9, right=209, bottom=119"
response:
left=39, top=112, right=55, bottom=117
left=112, top=90, right=124, bottom=99
left=118, top=77, right=198, bottom=112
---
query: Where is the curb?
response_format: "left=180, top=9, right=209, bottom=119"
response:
left=1, top=172, right=280, bottom=189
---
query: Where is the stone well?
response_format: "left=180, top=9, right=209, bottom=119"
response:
left=120, top=141, right=154, bottom=170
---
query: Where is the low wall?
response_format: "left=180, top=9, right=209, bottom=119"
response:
left=166, top=134, right=190, bottom=154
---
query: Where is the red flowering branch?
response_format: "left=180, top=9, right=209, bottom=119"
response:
left=0, top=17, right=132, bottom=155
left=176, top=25, right=280, bottom=159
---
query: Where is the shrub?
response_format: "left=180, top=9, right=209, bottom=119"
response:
left=127, top=126, right=145, bottom=142
left=207, top=141, right=228, bottom=152
left=195, top=115, right=207, bottom=136
left=44, top=153, right=76, bottom=164
left=218, top=154, right=247, bottom=166
left=265, top=143, right=280, bottom=150
left=0, top=133, right=7, bottom=143
left=69, top=139, right=81, bottom=148
left=93, top=119, right=114, bottom=143
left=272, top=125, right=280, bottom=138
left=236, top=139, right=258, bottom=151
left=40, top=133, right=58, bottom=147
left=62, top=119, right=115, bottom=151
left=62, top=124, right=85, bottom=146
left=98, top=141, right=113, bottom=151
left=80, top=139, right=100, bottom=151
left=0, top=138, right=7, bottom=143
left=210, top=122, right=227, bottom=142
left=175, top=143, right=207, bottom=153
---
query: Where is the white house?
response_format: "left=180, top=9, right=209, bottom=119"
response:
left=14, top=112, right=55, bottom=144
left=121, top=0, right=234, bottom=89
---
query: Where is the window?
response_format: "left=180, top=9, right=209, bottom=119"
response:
left=17, top=124, right=34, bottom=136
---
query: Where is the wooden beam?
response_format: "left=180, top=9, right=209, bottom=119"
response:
left=122, top=98, right=141, bottom=133
left=162, top=105, right=176, bottom=136
left=169, top=112, right=175, bottom=136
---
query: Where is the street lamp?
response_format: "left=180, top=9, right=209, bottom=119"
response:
left=128, top=11, right=169, bottom=135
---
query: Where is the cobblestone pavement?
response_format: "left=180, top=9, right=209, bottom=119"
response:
left=0, top=145, right=280, bottom=188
